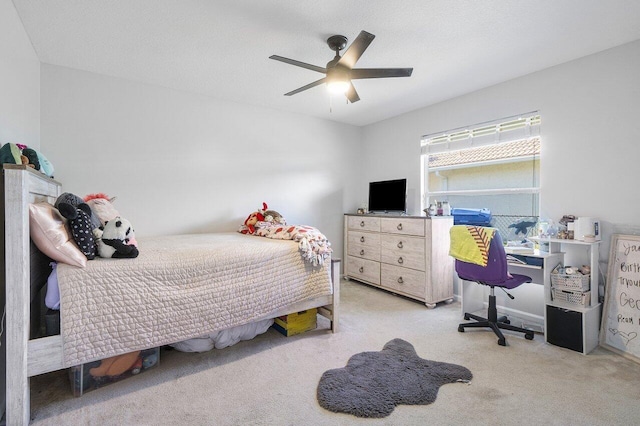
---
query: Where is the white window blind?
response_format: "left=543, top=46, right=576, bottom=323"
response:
left=421, top=113, right=541, bottom=155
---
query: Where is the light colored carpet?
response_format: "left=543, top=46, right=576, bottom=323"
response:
left=29, top=279, right=640, bottom=425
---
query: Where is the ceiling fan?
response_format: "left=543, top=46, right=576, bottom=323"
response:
left=269, top=30, right=413, bottom=103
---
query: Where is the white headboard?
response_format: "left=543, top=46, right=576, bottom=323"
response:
left=1, top=165, right=61, bottom=420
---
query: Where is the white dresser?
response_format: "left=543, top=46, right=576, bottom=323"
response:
left=344, top=214, right=454, bottom=308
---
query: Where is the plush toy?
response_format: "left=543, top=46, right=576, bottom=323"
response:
left=0, top=143, right=25, bottom=166
left=84, top=193, right=121, bottom=226
left=263, top=204, right=286, bottom=225
left=21, top=148, right=40, bottom=170
left=242, top=203, right=266, bottom=234
left=57, top=202, right=97, bottom=260
left=94, top=217, right=139, bottom=259
left=56, top=192, right=102, bottom=231
left=0, top=143, right=43, bottom=169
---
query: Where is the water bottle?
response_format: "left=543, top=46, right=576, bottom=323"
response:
left=442, top=201, right=451, bottom=216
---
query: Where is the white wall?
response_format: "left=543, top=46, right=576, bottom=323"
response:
left=40, top=64, right=362, bottom=258
left=363, top=39, right=640, bottom=263
left=0, top=0, right=40, bottom=148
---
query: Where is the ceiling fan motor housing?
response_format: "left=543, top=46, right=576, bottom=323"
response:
left=327, top=35, right=348, bottom=52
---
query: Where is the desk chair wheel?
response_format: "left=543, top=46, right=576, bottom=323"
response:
left=458, top=325, right=465, bottom=332
left=525, top=332, right=534, bottom=340
left=498, top=338, right=506, bottom=346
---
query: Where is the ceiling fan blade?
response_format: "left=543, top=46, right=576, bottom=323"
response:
left=269, top=55, right=326, bottom=74
left=350, top=68, right=413, bottom=79
left=284, top=77, right=327, bottom=96
left=338, top=31, right=375, bottom=69
left=345, top=82, right=360, bottom=103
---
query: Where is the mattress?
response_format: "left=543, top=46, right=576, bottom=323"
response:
left=56, top=232, right=332, bottom=366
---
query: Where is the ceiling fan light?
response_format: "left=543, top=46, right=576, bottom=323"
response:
left=327, top=80, right=350, bottom=95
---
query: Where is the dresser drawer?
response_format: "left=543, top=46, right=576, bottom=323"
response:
left=381, top=264, right=426, bottom=299
left=348, top=231, right=381, bottom=248
left=347, top=232, right=381, bottom=261
left=347, top=216, right=380, bottom=232
left=346, top=256, right=381, bottom=285
left=380, top=234, right=425, bottom=256
left=380, top=237, right=426, bottom=271
left=380, top=217, right=425, bottom=236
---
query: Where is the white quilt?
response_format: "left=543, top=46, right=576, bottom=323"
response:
left=56, top=232, right=332, bottom=366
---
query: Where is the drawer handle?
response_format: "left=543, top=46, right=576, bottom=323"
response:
left=397, top=223, right=403, bottom=231
left=397, top=257, right=404, bottom=264
left=360, top=221, right=365, bottom=227
left=397, top=241, right=403, bottom=249
left=360, top=249, right=365, bottom=256
left=360, top=236, right=365, bottom=243
left=397, top=277, right=404, bottom=284
left=359, top=266, right=364, bottom=273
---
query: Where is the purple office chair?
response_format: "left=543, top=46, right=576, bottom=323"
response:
left=454, top=229, right=534, bottom=346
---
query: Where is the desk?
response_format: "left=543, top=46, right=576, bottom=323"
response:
left=459, top=250, right=564, bottom=332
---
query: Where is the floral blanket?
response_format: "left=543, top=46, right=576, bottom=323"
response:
left=238, top=222, right=332, bottom=266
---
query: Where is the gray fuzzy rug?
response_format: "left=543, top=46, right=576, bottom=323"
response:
left=317, top=338, right=472, bottom=418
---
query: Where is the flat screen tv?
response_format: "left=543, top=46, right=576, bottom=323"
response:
left=368, top=178, right=407, bottom=213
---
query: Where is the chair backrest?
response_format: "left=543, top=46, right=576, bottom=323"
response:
left=454, top=229, right=510, bottom=285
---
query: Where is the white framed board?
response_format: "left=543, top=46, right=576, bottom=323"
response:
left=600, top=234, right=640, bottom=363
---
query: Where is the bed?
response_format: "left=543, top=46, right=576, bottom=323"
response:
left=1, top=165, right=340, bottom=425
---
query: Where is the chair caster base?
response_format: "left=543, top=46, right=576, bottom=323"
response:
left=498, top=316, right=510, bottom=324
left=458, top=325, right=465, bottom=332
left=498, top=338, right=506, bottom=346
left=525, top=332, right=534, bottom=340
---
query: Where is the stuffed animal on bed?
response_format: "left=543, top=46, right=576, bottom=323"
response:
left=84, top=193, right=121, bottom=226
left=94, top=217, right=139, bottom=259
left=56, top=192, right=102, bottom=231
left=263, top=205, right=286, bottom=225
left=241, top=203, right=266, bottom=234
left=57, top=202, right=97, bottom=260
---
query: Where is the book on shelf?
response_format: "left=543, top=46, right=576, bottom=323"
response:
left=505, top=246, right=535, bottom=255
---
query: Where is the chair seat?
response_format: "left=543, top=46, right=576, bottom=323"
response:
left=478, top=273, right=531, bottom=290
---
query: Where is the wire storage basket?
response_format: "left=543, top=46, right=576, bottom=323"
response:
left=551, top=288, right=590, bottom=307
left=551, top=272, right=590, bottom=291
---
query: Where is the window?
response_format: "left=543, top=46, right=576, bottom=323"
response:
left=420, top=112, right=541, bottom=239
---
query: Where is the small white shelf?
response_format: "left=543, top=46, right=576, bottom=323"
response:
left=529, top=236, right=601, bottom=354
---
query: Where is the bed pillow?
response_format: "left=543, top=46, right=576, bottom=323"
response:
left=29, top=202, right=87, bottom=268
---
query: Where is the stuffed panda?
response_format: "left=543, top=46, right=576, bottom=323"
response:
left=94, top=217, right=139, bottom=259
left=57, top=202, right=97, bottom=260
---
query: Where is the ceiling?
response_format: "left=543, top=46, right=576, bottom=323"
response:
left=12, top=0, right=640, bottom=127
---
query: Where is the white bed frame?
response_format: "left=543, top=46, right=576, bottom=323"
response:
left=1, top=165, right=340, bottom=425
